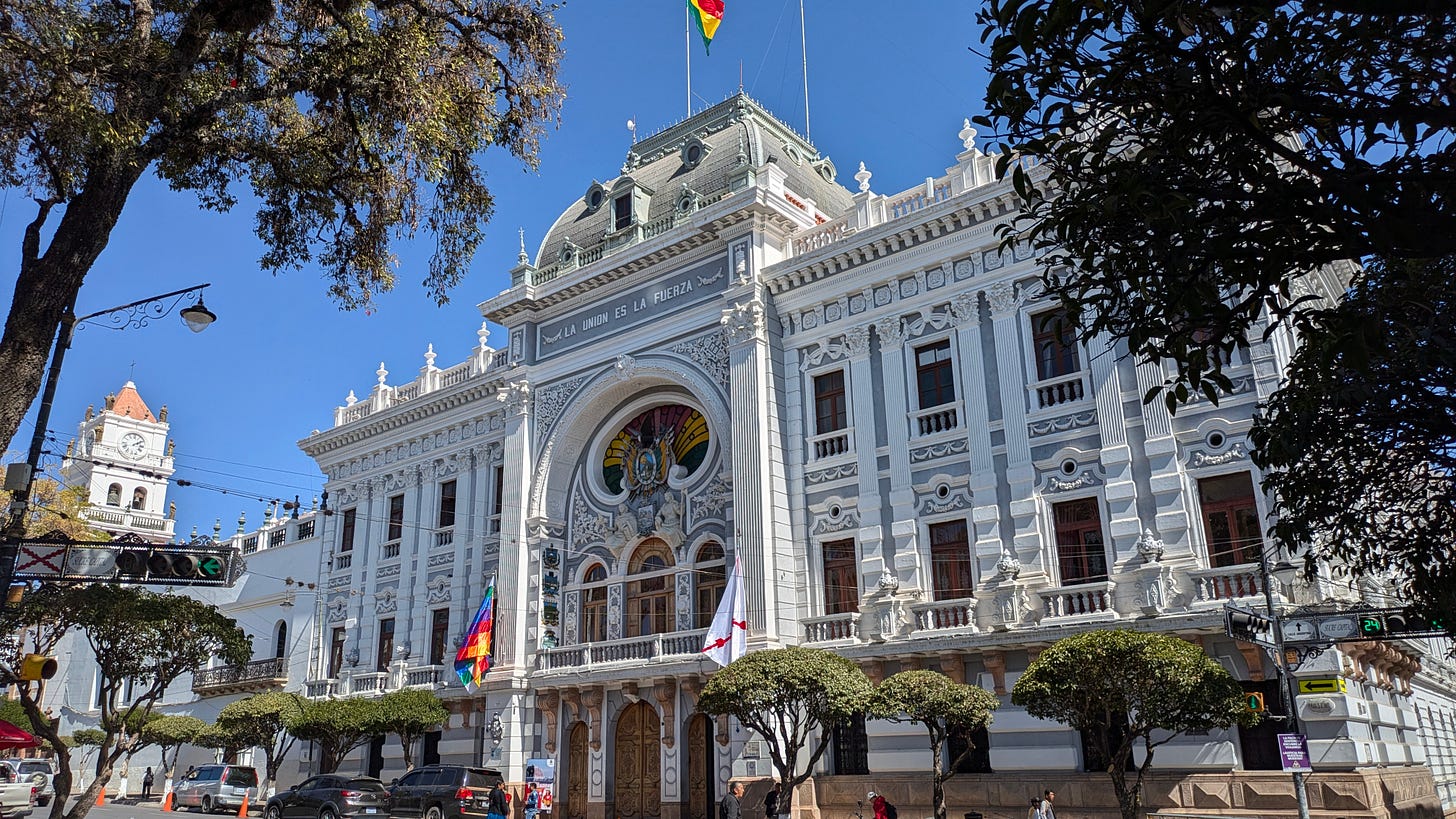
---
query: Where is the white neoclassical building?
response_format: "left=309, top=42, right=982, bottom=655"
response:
left=296, top=94, right=1456, bottom=819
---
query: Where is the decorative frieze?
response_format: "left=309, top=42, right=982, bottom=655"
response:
left=668, top=330, right=729, bottom=388
left=1190, top=444, right=1248, bottom=468
left=535, top=376, right=589, bottom=441
left=910, top=439, right=969, bottom=464
left=1028, top=410, right=1097, bottom=438
left=426, top=574, right=451, bottom=604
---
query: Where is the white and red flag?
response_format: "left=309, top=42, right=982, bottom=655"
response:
left=701, top=552, right=747, bottom=667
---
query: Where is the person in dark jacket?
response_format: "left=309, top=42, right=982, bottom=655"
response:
left=763, top=782, right=781, bottom=819
left=487, top=782, right=510, bottom=819
left=720, top=782, right=744, bottom=819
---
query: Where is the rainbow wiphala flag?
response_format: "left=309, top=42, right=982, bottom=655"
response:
left=688, top=0, right=724, bottom=55
left=454, top=576, right=496, bottom=692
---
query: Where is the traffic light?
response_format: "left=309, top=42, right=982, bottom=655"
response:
left=114, top=546, right=235, bottom=586
left=1226, top=608, right=1274, bottom=645
left=18, top=654, right=56, bottom=681
left=1357, top=610, right=1447, bottom=639
left=1359, top=614, right=1386, bottom=638
left=1244, top=692, right=1266, bottom=713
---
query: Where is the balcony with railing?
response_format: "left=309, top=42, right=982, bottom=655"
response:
left=909, top=596, right=978, bottom=633
left=911, top=404, right=961, bottom=438
left=331, top=347, right=510, bottom=429
left=404, top=665, right=445, bottom=688
left=1189, top=564, right=1266, bottom=607
left=192, top=657, right=289, bottom=696
left=538, top=629, right=709, bottom=672
left=432, top=529, right=454, bottom=549
left=348, top=672, right=388, bottom=695
left=1030, top=372, right=1089, bottom=412
left=82, top=507, right=175, bottom=539
left=305, top=679, right=339, bottom=698
left=334, top=553, right=353, bottom=570
left=1040, top=581, right=1117, bottom=620
left=803, top=612, right=861, bottom=644
left=381, top=541, right=401, bottom=560
left=808, top=428, right=854, bottom=461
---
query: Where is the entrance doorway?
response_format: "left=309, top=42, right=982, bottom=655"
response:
left=686, top=714, right=712, bottom=819
left=567, top=722, right=588, bottom=819
left=613, top=701, right=662, bottom=819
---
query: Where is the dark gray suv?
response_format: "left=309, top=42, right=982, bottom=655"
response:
left=386, top=766, right=504, bottom=819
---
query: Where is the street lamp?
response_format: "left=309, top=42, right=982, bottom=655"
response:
left=1, top=283, right=216, bottom=594
left=1258, top=545, right=1312, bottom=819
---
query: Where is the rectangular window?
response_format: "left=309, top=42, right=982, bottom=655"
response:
left=929, top=520, right=974, bottom=600
left=1053, top=498, right=1108, bottom=584
left=387, top=494, right=404, bottom=542
left=297, top=520, right=315, bottom=540
left=1033, top=307, right=1081, bottom=380
left=821, top=539, right=859, bottom=615
left=613, top=195, right=633, bottom=231
left=429, top=608, right=450, bottom=666
left=438, top=480, right=457, bottom=529
left=492, top=467, right=505, bottom=517
left=583, top=585, right=607, bottom=643
left=340, top=509, right=357, bottom=553
left=329, top=627, right=346, bottom=678
left=1199, top=473, right=1263, bottom=567
left=269, top=529, right=286, bottom=548
left=242, top=536, right=259, bottom=555
left=915, top=340, right=956, bottom=409
left=376, top=618, right=395, bottom=672
left=813, top=370, right=848, bottom=434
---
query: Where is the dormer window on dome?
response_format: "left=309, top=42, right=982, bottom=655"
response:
left=680, top=135, right=710, bottom=170
left=607, top=176, right=653, bottom=237
left=584, top=182, right=606, bottom=214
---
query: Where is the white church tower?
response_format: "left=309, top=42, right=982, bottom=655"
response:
left=59, top=381, right=177, bottom=542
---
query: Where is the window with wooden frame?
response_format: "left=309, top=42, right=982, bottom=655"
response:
left=694, top=543, right=726, bottom=630
left=1033, top=307, right=1081, bottom=380
left=1198, top=473, right=1264, bottom=567
left=627, top=540, right=675, bottom=637
left=429, top=608, right=450, bottom=666
left=1052, top=497, right=1108, bottom=584
left=329, top=627, right=346, bottom=677
left=376, top=617, right=395, bottom=671
left=386, top=494, right=405, bottom=542
left=613, top=195, right=633, bottom=231
left=438, top=480, right=457, bottom=529
left=813, top=370, right=848, bottom=434
left=929, top=519, right=975, bottom=600
left=581, top=564, right=608, bottom=643
left=340, top=508, right=357, bottom=552
left=821, top=539, right=859, bottom=615
left=915, top=339, right=957, bottom=409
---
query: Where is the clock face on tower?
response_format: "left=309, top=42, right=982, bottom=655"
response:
left=118, top=432, right=146, bottom=460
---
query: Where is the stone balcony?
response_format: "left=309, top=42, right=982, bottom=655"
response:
left=82, top=506, right=175, bottom=540
left=192, top=657, right=288, bottom=696
left=303, top=663, right=447, bottom=699
left=537, top=629, right=709, bottom=673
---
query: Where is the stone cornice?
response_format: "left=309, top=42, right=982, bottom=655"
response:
left=298, top=377, right=506, bottom=458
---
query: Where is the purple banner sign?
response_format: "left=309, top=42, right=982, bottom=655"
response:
left=1278, top=733, right=1311, bottom=772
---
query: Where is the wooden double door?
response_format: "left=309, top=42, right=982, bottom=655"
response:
left=614, top=702, right=662, bottom=819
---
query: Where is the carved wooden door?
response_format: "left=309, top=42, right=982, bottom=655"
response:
left=686, top=714, right=711, bottom=819
left=613, top=702, right=662, bottom=819
left=567, top=722, right=588, bottom=819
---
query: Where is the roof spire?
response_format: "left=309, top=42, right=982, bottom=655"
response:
left=518, top=228, right=528, bottom=264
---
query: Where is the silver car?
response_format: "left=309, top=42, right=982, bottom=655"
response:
left=173, top=765, right=259, bottom=814
left=0, top=762, right=52, bottom=807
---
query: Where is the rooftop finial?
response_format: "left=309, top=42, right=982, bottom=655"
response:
left=345, top=390, right=358, bottom=406
left=424, top=343, right=437, bottom=369
left=518, top=228, right=528, bottom=264
left=478, top=321, right=491, bottom=351
left=959, top=119, right=979, bottom=152
left=237, top=511, right=247, bottom=535
left=855, top=162, right=873, bottom=194
left=377, top=362, right=388, bottom=386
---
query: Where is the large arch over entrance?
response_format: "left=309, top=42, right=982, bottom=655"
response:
left=613, top=701, right=662, bottom=819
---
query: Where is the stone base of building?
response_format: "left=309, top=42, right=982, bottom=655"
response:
left=805, top=768, right=1443, bottom=819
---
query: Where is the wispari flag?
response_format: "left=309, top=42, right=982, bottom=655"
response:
left=454, top=575, right=496, bottom=692
left=687, top=0, right=724, bottom=55
left=701, top=552, right=746, bottom=667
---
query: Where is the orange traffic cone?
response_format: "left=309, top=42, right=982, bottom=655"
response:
left=237, top=792, right=249, bottom=817
left=163, top=791, right=174, bottom=812
left=94, top=787, right=105, bottom=807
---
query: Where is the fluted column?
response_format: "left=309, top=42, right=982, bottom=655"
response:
left=986, top=282, right=1042, bottom=576
left=1087, top=332, right=1142, bottom=565
left=721, top=293, right=785, bottom=639
left=1133, top=360, right=1193, bottom=559
left=844, top=324, right=885, bottom=591
left=875, top=315, right=921, bottom=589
left=950, top=292, right=1003, bottom=575
left=494, top=380, right=533, bottom=671
left=404, top=465, right=428, bottom=665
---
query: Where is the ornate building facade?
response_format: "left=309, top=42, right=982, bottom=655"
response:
left=298, top=94, right=1456, bottom=819
left=59, top=381, right=178, bottom=542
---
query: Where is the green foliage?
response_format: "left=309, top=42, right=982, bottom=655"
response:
left=1011, top=630, right=1255, bottom=819
left=699, top=648, right=872, bottom=797
left=72, top=729, right=106, bottom=747
left=142, top=715, right=206, bottom=748
left=0, top=697, right=46, bottom=734
left=1251, top=254, right=1456, bottom=621
left=976, top=0, right=1456, bottom=617
left=376, top=689, right=448, bottom=770
left=289, top=698, right=385, bottom=773
left=217, top=691, right=306, bottom=785
left=0, top=480, right=108, bottom=540
left=870, top=671, right=999, bottom=819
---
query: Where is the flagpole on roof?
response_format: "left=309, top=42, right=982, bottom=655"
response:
left=685, top=3, right=693, bottom=117
left=799, top=0, right=810, bottom=141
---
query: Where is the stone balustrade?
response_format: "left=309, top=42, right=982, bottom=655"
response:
left=803, top=612, right=860, bottom=643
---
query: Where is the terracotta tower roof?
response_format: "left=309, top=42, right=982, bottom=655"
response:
left=110, top=381, right=156, bottom=422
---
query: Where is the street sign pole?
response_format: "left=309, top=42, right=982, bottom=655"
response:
left=1259, top=554, right=1312, bottom=819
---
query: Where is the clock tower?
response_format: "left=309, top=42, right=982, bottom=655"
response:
left=59, top=381, right=177, bottom=543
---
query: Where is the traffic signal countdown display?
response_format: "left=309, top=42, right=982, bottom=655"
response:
left=1357, top=611, right=1447, bottom=639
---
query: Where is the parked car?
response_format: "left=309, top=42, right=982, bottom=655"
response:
left=173, top=764, right=259, bottom=814
left=263, top=775, right=388, bottom=819
left=386, top=766, right=504, bottom=819
left=0, top=765, right=35, bottom=819
left=0, top=762, right=52, bottom=806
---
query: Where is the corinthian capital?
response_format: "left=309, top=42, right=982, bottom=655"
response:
left=875, top=315, right=906, bottom=348
left=721, top=298, right=766, bottom=344
left=842, top=324, right=872, bottom=359
left=497, top=380, right=532, bottom=416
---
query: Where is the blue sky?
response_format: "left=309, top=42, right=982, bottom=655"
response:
left=0, top=1, right=992, bottom=539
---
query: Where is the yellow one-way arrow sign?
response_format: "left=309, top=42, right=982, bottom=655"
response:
left=1298, top=678, right=1347, bottom=695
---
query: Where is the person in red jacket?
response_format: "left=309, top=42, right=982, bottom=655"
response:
left=868, top=792, right=889, bottom=819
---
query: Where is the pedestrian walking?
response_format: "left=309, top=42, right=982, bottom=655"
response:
left=487, top=782, right=510, bottom=819
left=524, top=785, right=539, bottom=819
left=720, top=782, right=744, bottom=819
left=1037, top=789, right=1057, bottom=819
left=142, top=767, right=155, bottom=799
left=867, top=791, right=896, bottom=819
left=763, top=782, right=781, bottom=819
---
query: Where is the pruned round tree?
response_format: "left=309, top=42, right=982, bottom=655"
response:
left=217, top=692, right=306, bottom=795
left=1011, top=630, right=1257, bottom=819
left=0, top=0, right=565, bottom=461
left=699, top=647, right=873, bottom=816
left=288, top=697, right=384, bottom=773
left=376, top=689, right=449, bottom=771
left=869, top=671, right=999, bottom=819
left=140, top=715, right=206, bottom=780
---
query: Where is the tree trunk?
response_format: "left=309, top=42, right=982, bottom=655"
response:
left=400, top=734, right=415, bottom=771
left=0, top=159, right=147, bottom=460
left=66, top=760, right=114, bottom=819
left=928, top=728, right=947, bottom=819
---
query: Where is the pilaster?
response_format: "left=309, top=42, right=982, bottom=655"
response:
left=1088, top=332, right=1141, bottom=563
left=874, top=315, right=919, bottom=589
left=950, top=292, right=1003, bottom=573
left=844, top=324, right=885, bottom=591
left=494, top=380, right=533, bottom=673
left=987, top=282, right=1041, bottom=578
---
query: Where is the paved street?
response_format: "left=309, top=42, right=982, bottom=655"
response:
left=50, top=800, right=258, bottom=819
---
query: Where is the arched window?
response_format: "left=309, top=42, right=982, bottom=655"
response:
left=581, top=564, right=608, bottom=644
left=694, top=543, right=725, bottom=630
left=131, top=487, right=147, bottom=510
left=106, top=484, right=122, bottom=506
left=627, top=540, right=675, bottom=638
left=274, top=621, right=288, bottom=659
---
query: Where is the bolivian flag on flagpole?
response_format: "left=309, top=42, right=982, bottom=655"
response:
left=688, top=0, right=724, bottom=54
left=454, top=575, right=496, bottom=692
